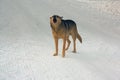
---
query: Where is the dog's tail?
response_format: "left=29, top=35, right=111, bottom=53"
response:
left=77, top=33, right=82, bottom=43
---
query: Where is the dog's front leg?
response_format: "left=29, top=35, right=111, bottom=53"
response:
left=62, top=37, right=66, bottom=57
left=53, top=37, right=58, bottom=56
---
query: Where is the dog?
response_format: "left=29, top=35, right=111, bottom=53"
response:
left=50, top=15, right=82, bottom=57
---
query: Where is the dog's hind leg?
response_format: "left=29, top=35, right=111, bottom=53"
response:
left=65, top=37, right=71, bottom=50
left=71, top=33, right=77, bottom=53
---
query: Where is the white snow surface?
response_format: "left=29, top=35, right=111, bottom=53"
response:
left=77, top=0, right=120, bottom=16
left=0, top=0, right=120, bottom=80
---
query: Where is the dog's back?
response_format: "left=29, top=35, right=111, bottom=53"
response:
left=61, top=20, right=77, bottom=31
left=60, top=19, right=78, bottom=37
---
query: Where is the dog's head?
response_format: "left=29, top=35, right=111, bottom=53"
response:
left=50, top=15, right=63, bottom=25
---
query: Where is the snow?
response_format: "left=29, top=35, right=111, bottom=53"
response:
left=0, top=0, right=120, bottom=80
left=77, top=0, right=120, bottom=16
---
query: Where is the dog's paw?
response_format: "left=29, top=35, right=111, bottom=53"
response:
left=72, top=51, right=76, bottom=53
left=53, top=53, right=58, bottom=56
left=62, top=52, right=65, bottom=58
left=62, top=55, right=65, bottom=58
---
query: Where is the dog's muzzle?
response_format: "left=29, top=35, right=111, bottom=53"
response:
left=53, top=16, right=57, bottom=23
left=53, top=19, right=57, bottom=23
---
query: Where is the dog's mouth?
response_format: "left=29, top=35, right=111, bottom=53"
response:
left=53, top=16, right=57, bottom=23
left=53, top=18, right=57, bottom=23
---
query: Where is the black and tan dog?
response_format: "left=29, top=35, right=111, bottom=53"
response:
left=50, top=15, right=82, bottom=57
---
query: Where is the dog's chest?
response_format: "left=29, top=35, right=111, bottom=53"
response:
left=52, top=29, right=69, bottom=38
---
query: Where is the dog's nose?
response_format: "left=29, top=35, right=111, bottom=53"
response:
left=53, top=18, right=57, bottom=23
left=53, top=16, right=56, bottom=19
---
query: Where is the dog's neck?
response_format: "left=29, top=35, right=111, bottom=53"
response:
left=50, top=23, right=59, bottom=33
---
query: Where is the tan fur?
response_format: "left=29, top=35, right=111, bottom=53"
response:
left=50, top=15, right=82, bottom=57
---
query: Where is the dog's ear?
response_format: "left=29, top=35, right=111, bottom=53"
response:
left=50, top=17, right=52, bottom=19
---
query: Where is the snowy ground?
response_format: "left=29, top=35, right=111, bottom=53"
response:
left=0, top=0, right=120, bottom=80
left=77, top=0, right=120, bottom=16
